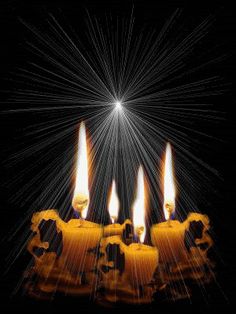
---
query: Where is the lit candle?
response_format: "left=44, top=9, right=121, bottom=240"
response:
left=124, top=166, right=158, bottom=287
left=109, top=180, right=119, bottom=224
left=104, top=180, right=132, bottom=237
left=29, top=209, right=102, bottom=276
left=72, top=121, right=89, bottom=218
left=151, top=143, right=186, bottom=264
left=62, top=122, right=102, bottom=274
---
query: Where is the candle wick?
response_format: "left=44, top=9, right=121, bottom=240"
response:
left=111, top=215, right=117, bottom=224
left=138, top=240, right=142, bottom=250
left=80, top=217, right=85, bottom=226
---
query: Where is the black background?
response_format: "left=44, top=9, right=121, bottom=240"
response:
left=0, top=1, right=235, bottom=313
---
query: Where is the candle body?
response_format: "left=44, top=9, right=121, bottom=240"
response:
left=99, top=237, right=158, bottom=287
left=103, top=223, right=123, bottom=237
left=151, top=220, right=186, bottom=264
left=103, top=219, right=132, bottom=237
left=62, top=219, right=103, bottom=274
left=123, top=243, right=158, bottom=287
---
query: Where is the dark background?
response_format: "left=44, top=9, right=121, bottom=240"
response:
left=0, top=1, right=235, bottom=313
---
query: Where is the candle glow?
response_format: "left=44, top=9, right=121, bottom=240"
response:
left=26, top=136, right=214, bottom=304
left=163, top=142, right=176, bottom=220
left=108, top=180, right=120, bottom=223
left=133, top=166, right=146, bottom=243
left=19, top=10, right=216, bottom=304
left=72, top=122, right=89, bottom=219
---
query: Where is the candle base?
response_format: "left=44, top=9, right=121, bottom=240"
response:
left=151, top=212, right=214, bottom=298
left=26, top=209, right=102, bottom=298
left=25, top=210, right=214, bottom=303
left=98, top=236, right=158, bottom=304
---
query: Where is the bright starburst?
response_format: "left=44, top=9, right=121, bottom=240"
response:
left=115, top=101, right=122, bottom=111
left=3, top=11, right=225, bottom=293
left=5, top=9, right=225, bottom=224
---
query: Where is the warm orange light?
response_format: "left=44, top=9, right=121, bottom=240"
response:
left=72, top=121, right=89, bottom=219
left=108, top=180, right=120, bottom=223
left=163, top=142, right=175, bottom=220
left=133, top=166, right=146, bottom=243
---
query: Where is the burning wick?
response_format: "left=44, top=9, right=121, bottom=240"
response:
left=72, top=121, right=90, bottom=219
left=108, top=180, right=119, bottom=224
left=163, top=142, right=175, bottom=222
left=133, top=166, right=146, bottom=243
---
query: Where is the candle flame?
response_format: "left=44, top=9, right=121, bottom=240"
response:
left=72, top=122, right=89, bottom=219
left=163, top=142, right=175, bottom=220
left=133, top=166, right=146, bottom=243
left=108, top=180, right=119, bottom=223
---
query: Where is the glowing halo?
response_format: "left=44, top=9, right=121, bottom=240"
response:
left=115, top=100, right=122, bottom=110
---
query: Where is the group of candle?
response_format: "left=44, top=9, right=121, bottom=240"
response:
left=26, top=121, right=212, bottom=302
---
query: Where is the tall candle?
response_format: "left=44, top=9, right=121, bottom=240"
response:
left=64, top=121, right=102, bottom=273
left=151, top=143, right=186, bottom=264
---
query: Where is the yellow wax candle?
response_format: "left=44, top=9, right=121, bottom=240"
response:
left=64, top=121, right=103, bottom=273
left=99, top=236, right=158, bottom=288
left=103, top=223, right=123, bottom=236
left=122, top=243, right=158, bottom=287
left=30, top=210, right=103, bottom=274
left=72, top=121, right=90, bottom=219
left=151, top=220, right=186, bottom=264
left=121, top=166, right=158, bottom=287
left=151, top=143, right=186, bottom=264
left=61, top=219, right=103, bottom=274
left=103, top=179, right=129, bottom=237
left=103, top=219, right=132, bottom=237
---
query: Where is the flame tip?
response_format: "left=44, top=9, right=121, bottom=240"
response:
left=73, top=122, right=89, bottom=217
left=108, top=179, right=119, bottom=223
left=133, top=165, right=146, bottom=243
left=163, top=142, right=175, bottom=221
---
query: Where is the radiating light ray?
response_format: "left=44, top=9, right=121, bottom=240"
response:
left=133, top=166, right=146, bottom=243
left=1, top=9, right=227, bottom=300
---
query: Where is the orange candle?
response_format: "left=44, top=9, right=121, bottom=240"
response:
left=72, top=121, right=90, bottom=218
left=104, top=180, right=132, bottom=237
left=123, top=243, right=158, bottom=287
left=64, top=121, right=102, bottom=273
left=151, top=143, right=186, bottom=263
left=151, top=220, right=186, bottom=264
left=124, top=166, right=158, bottom=286
left=61, top=218, right=102, bottom=274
